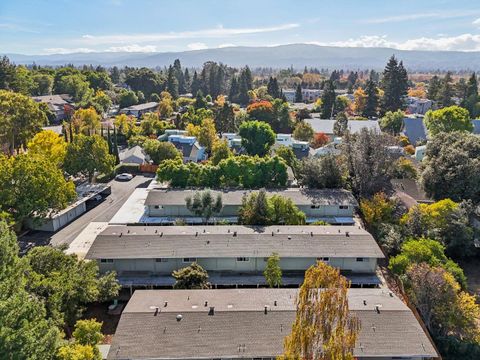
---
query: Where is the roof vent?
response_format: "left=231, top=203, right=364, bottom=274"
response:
left=228, top=229, right=231, bottom=233
left=203, top=229, right=206, bottom=233
left=176, top=314, right=183, bottom=321
left=338, top=229, right=341, bottom=233
left=345, top=231, right=350, bottom=237
left=160, top=232, right=163, bottom=237
left=375, top=304, right=382, bottom=313
left=195, top=231, right=198, bottom=237
left=164, top=301, right=168, bottom=307
left=233, top=231, right=237, bottom=237
left=287, top=235, right=292, bottom=240
left=310, top=231, right=313, bottom=237
left=264, top=305, right=268, bottom=314
left=363, top=300, right=367, bottom=306
left=208, top=306, right=215, bottom=316
left=274, top=300, right=277, bottom=306
left=155, top=229, right=158, bottom=233
left=204, top=301, right=208, bottom=307
left=119, top=232, right=123, bottom=237
left=127, top=229, right=130, bottom=234
left=389, top=291, right=394, bottom=297
left=272, top=231, right=274, bottom=236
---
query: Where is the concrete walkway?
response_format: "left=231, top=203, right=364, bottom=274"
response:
left=66, top=222, right=108, bottom=259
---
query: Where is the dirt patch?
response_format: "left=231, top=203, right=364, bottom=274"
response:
left=82, top=302, right=125, bottom=342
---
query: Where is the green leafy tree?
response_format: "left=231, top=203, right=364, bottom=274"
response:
left=118, top=89, right=139, bottom=109
left=27, top=129, right=67, bottom=167
left=333, top=112, right=348, bottom=136
left=214, top=102, right=236, bottom=133
left=420, top=131, right=480, bottom=203
left=293, top=121, right=314, bottom=141
left=143, top=139, right=182, bottom=164
left=58, top=344, right=98, bottom=360
left=269, top=194, right=306, bottom=225
left=424, top=105, right=473, bottom=136
left=380, top=55, right=408, bottom=113
left=185, top=190, right=223, bottom=224
left=32, top=73, right=54, bottom=96
left=0, top=89, right=47, bottom=154
left=0, top=153, right=76, bottom=228
left=389, top=238, right=466, bottom=288
left=379, top=110, right=405, bottom=135
left=297, top=155, right=344, bottom=189
left=172, top=262, right=209, bottom=289
left=25, top=246, right=119, bottom=327
left=64, top=134, right=115, bottom=182
left=210, top=139, right=232, bottom=165
left=55, top=74, right=93, bottom=103
left=238, top=120, right=275, bottom=156
left=264, top=253, right=282, bottom=287
left=437, top=72, right=454, bottom=108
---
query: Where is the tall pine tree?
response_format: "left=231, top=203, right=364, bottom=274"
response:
left=295, top=84, right=303, bottom=102
left=320, top=80, right=336, bottom=118
left=380, top=55, right=408, bottom=113
left=166, top=65, right=179, bottom=99
left=363, top=78, right=379, bottom=118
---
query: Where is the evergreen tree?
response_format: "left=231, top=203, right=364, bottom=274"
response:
left=295, top=83, right=303, bottom=102
left=466, top=72, right=478, bottom=99
left=438, top=72, right=454, bottom=108
left=428, top=75, right=442, bottom=101
left=183, top=68, right=191, bottom=93
left=166, top=65, right=179, bottom=99
left=243, top=66, right=253, bottom=90
left=267, top=77, right=280, bottom=99
left=191, top=71, right=201, bottom=97
left=320, top=80, right=336, bottom=118
left=229, top=76, right=239, bottom=103
left=237, top=70, right=250, bottom=105
left=110, top=66, right=120, bottom=84
left=215, top=103, right=236, bottom=133
left=173, top=59, right=186, bottom=94
left=363, top=78, right=379, bottom=118
left=463, top=72, right=479, bottom=117
left=380, top=55, right=408, bottom=113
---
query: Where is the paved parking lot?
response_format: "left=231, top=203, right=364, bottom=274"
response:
left=19, top=174, right=153, bottom=250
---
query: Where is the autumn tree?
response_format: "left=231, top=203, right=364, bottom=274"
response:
left=352, top=87, right=367, bottom=115
left=185, top=190, right=223, bottom=224
left=264, top=252, right=282, bottom=287
left=210, top=139, right=232, bottom=165
left=71, top=107, right=101, bottom=135
left=282, top=261, right=360, bottom=360
left=311, top=132, right=329, bottom=148
left=27, top=129, right=67, bottom=167
left=172, top=262, right=209, bottom=289
left=158, top=91, right=174, bottom=118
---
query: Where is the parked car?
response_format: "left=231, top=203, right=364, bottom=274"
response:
left=115, top=173, right=134, bottom=181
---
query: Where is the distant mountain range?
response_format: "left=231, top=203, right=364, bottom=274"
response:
left=5, top=44, right=480, bottom=71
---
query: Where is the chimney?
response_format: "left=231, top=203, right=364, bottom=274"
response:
left=208, top=306, right=215, bottom=316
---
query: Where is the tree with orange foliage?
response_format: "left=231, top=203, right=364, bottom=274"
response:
left=281, top=261, right=360, bottom=360
left=311, top=132, right=329, bottom=149
left=247, top=100, right=274, bottom=123
left=408, top=83, right=427, bottom=99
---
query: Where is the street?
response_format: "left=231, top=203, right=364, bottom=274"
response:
left=19, top=175, right=153, bottom=249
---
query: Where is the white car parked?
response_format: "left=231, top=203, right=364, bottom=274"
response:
left=115, top=173, right=134, bottom=181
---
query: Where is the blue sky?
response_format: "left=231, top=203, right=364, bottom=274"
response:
left=2, top=0, right=480, bottom=54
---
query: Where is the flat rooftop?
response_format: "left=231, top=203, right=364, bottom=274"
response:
left=108, top=288, right=437, bottom=359
left=85, top=225, right=384, bottom=260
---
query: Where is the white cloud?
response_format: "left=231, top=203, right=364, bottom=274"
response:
left=43, top=47, right=96, bottom=54
left=310, top=33, right=480, bottom=51
left=218, top=43, right=235, bottom=48
left=473, top=18, right=480, bottom=27
left=187, top=42, right=208, bottom=50
left=106, top=44, right=157, bottom=52
left=78, top=23, right=299, bottom=45
left=363, top=10, right=480, bottom=24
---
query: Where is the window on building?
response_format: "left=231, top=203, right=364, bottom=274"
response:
left=236, top=257, right=250, bottom=262
left=155, top=258, right=168, bottom=262
left=356, top=257, right=365, bottom=262
left=317, top=257, right=329, bottom=262
left=183, top=257, right=197, bottom=263
left=339, top=205, right=348, bottom=210
left=100, top=259, right=114, bottom=263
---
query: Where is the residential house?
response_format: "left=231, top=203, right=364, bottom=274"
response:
left=86, top=225, right=384, bottom=287
left=402, top=117, right=428, bottom=146
left=282, top=88, right=321, bottom=103
left=32, top=94, right=73, bottom=123
left=120, top=145, right=149, bottom=165
left=108, top=288, right=438, bottom=360
left=406, top=97, right=433, bottom=115
left=120, top=102, right=158, bottom=118
left=168, top=135, right=206, bottom=162
left=144, top=188, right=357, bottom=224
left=157, top=129, right=187, bottom=142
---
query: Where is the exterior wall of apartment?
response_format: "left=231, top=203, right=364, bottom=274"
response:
left=147, top=204, right=354, bottom=218
left=97, top=256, right=377, bottom=275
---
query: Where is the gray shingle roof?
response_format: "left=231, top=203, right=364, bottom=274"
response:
left=402, top=117, right=428, bottom=145
left=144, top=188, right=358, bottom=207
left=108, top=288, right=437, bottom=359
left=85, top=225, right=384, bottom=260
left=122, top=102, right=158, bottom=111
left=305, top=119, right=380, bottom=135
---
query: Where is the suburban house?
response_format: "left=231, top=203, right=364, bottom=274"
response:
left=305, top=118, right=381, bottom=138
left=274, top=134, right=312, bottom=159
left=402, top=117, right=428, bottom=146
left=168, top=135, right=206, bottom=162
left=282, top=88, right=321, bottom=103
left=406, top=97, right=433, bottom=115
left=108, top=288, right=438, bottom=360
left=144, top=188, right=358, bottom=224
left=32, top=94, right=73, bottom=123
left=86, top=225, right=384, bottom=287
left=120, top=102, right=158, bottom=118
left=120, top=145, right=149, bottom=165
